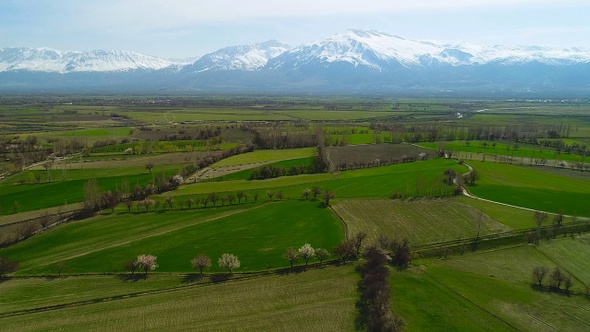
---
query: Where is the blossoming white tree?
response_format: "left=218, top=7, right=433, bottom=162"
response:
left=136, top=254, right=158, bottom=274
left=218, top=253, right=240, bottom=274
left=191, top=254, right=211, bottom=275
left=298, top=243, right=315, bottom=266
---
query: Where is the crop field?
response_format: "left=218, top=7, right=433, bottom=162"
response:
left=207, top=157, right=314, bottom=182
left=211, top=147, right=315, bottom=167
left=467, top=161, right=590, bottom=216
left=536, top=234, right=590, bottom=286
left=332, top=199, right=510, bottom=244
left=0, top=266, right=358, bottom=332
left=327, top=143, right=433, bottom=166
left=0, top=201, right=343, bottom=274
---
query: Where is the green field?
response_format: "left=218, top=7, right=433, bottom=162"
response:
left=211, top=157, right=314, bottom=182
left=0, top=265, right=359, bottom=332
left=0, top=201, right=343, bottom=274
left=211, top=148, right=315, bottom=167
left=467, top=161, right=590, bottom=217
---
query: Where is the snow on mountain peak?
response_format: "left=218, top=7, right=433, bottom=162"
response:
left=0, top=47, right=176, bottom=73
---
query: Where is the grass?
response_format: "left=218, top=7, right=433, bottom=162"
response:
left=210, top=157, right=313, bottom=182
left=0, top=166, right=177, bottom=215
left=467, top=161, right=590, bottom=216
left=449, top=196, right=540, bottom=230
left=418, top=141, right=587, bottom=163
left=536, top=234, right=590, bottom=286
left=0, top=265, right=359, bottom=332
left=176, top=159, right=467, bottom=201
left=332, top=199, right=510, bottom=245
left=426, top=266, right=590, bottom=331
left=1, top=201, right=343, bottom=274
left=211, top=148, right=315, bottom=168
left=391, top=269, right=513, bottom=331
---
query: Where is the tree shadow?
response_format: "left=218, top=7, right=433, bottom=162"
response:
left=117, top=273, right=147, bottom=282
left=182, top=273, right=204, bottom=284
left=210, top=273, right=231, bottom=283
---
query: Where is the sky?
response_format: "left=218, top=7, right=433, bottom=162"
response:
left=1, top=0, right=589, bottom=59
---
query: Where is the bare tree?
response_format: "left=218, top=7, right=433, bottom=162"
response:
left=145, top=162, right=154, bottom=174
left=302, top=188, right=311, bottom=200
left=0, top=257, right=18, bottom=277
left=323, top=190, right=335, bottom=206
left=125, top=258, right=138, bottom=274
left=315, top=248, right=329, bottom=264
left=236, top=191, right=244, bottom=204
left=353, top=232, right=367, bottom=254
left=218, top=253, right=240, bottom=273
left=284, top=247, right=299, bottom=268
left=191, top=254, right=211, bottom=275
left=186, top=198, right=194, bottom=209
left=550, top=267, right=564, bottom=289
left=276, top=191, right=284, bottom=201
left=564, top=274, right=574, bottom=293
left=532, top=266, right=548, bottom=286
left=208, top=192, right=218, bottom=207
left=56, top=261, right=68, bottom=276
left=227, top=194, right=236, bottom=205
left=266, top=191, right=274, bottom=201
left=164, top=196, right=174, bottom=210
left=253, top=193, right=259, bottom=203
left=311, top=186, right=322, bottom=200
left=333, top=240, right=356, bottom=262
left=83, top=178, right=101, bottom=212
left=136, top=255, right=158, bottom=274
left=298, top=244, right=315, bottom=266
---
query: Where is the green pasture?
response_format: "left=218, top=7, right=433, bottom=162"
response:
left=449, top=196, right=543, bottom=230
left=391, top=269, right=512, bottom=332
left=211, top=157, right=314, bottom=182
left=333, top=199, right=510, bottom=245
left=1, top=201, right=343, bottom=274
left=0, top=266, right=358, bottom=332
left=536, top=234, right=590, bottom=286
left=211, top=147, right=315, bottom=167
left=177, top=159, right=466, bottom=200
left=467, top=161, right=590, bottom=216
left=426, top=266, right=590, bottom=331
left=0, top=166, right=177, bottom=215
left=419, top=141, right=587, bottom=163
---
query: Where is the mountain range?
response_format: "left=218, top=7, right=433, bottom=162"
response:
left=1, top=29, right=589, bottom=96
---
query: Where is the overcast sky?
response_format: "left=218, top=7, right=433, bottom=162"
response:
left=1, top=0, right=589, bottom=59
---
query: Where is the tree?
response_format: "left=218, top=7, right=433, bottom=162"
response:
left=392, top=238, right=412, bottom=269
left=276, top=191, right=284, bottom=201
left=56, top=261, right=68, bottom=276
left=145, top=162, right=154, bottom=174
left=443, top=169, right=456, bottom=185
left=550, top=267, right=564, bottom=289
left=353, top=231, right=367, bottom=254
left=311, top=186, right=322, bottom=200
left=83, top=178, right=101, bottom=212
left=533, top=211, right=548, bottom=242
left=236, top=191, right=244, bottom=204
left=186, top=198, right=194, bottom=209
left=302, top=188, right=311, bottom=200
left=136, top=254, right=158, bottom=274
left=298, top=244, right=315, bottom=266
left=323, top=190, right=335, bottom=206
left=315, top=248, right=329, bottom=264
left=0, top=257, right=18, bottom=277
left=284, top=247, right=299, bottom=268
left=333, top=240, right=356, bottom=262
left=208, top=192, right=218, bottom=207
left=466, top=170, right=479, bottom=185
left=266, top=190, right=274, bottom=201
left=253, top=193, right=259, bottom=203
left=227, top=194, right=236, bottom=205
left=191, top=254, right=211, bottom=275
left=532, top=266, right=548, bottom=286
left=218, top=253, right=240, bottom=273
left=164, top=196, right=174, bottom=210
left=125, top=258, right=138, bottom=274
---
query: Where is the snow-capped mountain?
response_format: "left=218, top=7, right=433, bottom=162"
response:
left=268, top=29, right=590, bottom=71
left=1, top=29, right=589, bottom=95
left=184, top=40, right=290, bottom=73
left=0, top=47, right=176, bottom=73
